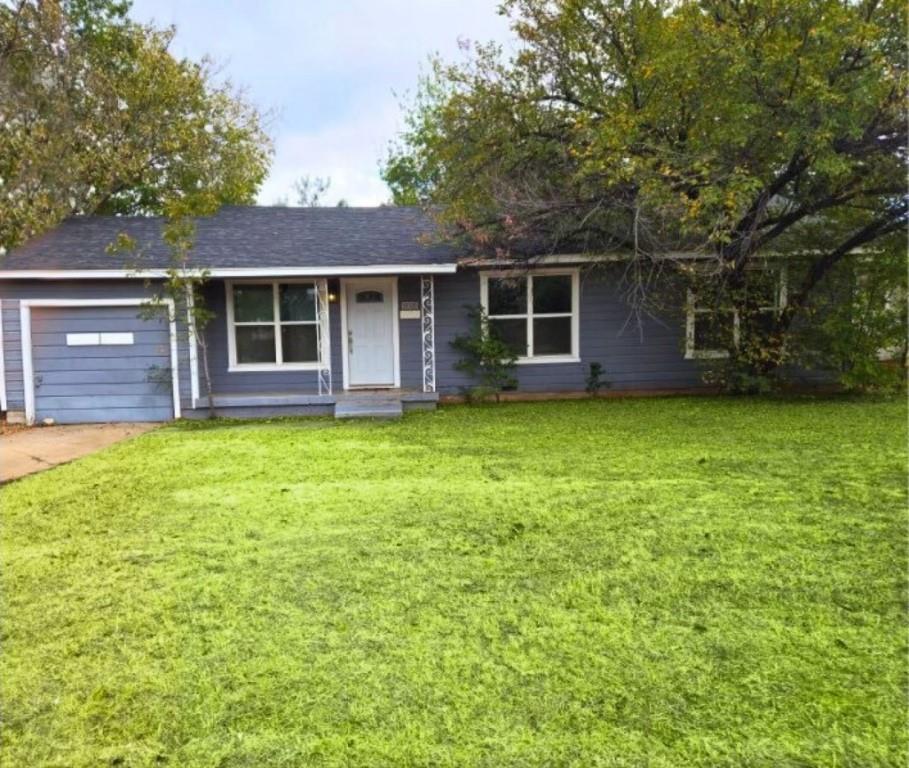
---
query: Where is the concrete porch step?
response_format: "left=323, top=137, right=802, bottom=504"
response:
left=334, top=398, right=403, bottom=419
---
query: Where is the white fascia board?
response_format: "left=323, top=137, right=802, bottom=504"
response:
left=0, top=264, right=459, bottom=280
left=462, top=248, right=873, bottom=268
left=462, top=252, right=716, bottom=267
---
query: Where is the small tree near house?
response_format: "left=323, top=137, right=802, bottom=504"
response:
left=450, top=305, right=518, bottom=402
left=110, top=218, right=218, bottom=418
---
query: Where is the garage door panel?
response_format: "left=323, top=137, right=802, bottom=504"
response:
left=32, top=305, right=174, bottom=424
left=31, top=315, right=167, bottom=333
left=31, top=305, right=161, bottom=322
left=37, top=382, right=172, bottom=397
left=48, top=407, right=174, bottom=425
left=37, top=394, right=170, bottom=409
left=32, top=343, right=169, bottom=360
left=37, top=369, right=159, bottom=386
left=33, top=356, right=165, bottom=372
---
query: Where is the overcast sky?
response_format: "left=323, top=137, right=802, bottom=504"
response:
left=128, top=1, right=515, bottom=206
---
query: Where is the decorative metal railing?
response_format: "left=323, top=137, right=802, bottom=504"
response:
left=420, top=275, right=436, bottom=393
left=316, top=279, right=332, bottom=395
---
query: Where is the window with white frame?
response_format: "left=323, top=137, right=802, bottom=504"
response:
left=481, top=270, right=579, bottom=362
left=228, top=281, right=321, bottom=369
left=686, top=267, right=787, bottom=359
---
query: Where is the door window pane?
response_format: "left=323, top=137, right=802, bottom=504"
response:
left=533, top=316, right=572, bottom=355
left=489, top=318, right=527, bottom=356
left=236, top=326, right=276, bottom=363
left=355, top=290, right=384, bottom=303
left=234, top=285, right=274, bottom=322
left=280, top=284, right=316, bottom=321
left=488, top=277, right=527, bottom=315
left=282, top=325, right=319, bottom=362
left=533, top=275, right=572, bottom=314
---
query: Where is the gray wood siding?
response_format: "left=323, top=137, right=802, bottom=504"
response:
left=398, top=276, right=424, bottom=389
left=0, top=280, right=192, bottom=413
left=2, top=299, right=23, bottom=410
left=433, top=267, right=706, bottom=394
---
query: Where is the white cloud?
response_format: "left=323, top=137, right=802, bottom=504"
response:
left=128, top=0, right=516, bottom=206
left=261, top=98, right=404, bottom=206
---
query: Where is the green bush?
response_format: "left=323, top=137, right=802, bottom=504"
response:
left=451, top=305, right=518, bottom=402
left=791, top=257, right=907, bottom=394
left=585, top=362, right=610, bottom=395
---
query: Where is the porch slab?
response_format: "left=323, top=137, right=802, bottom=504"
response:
left=334, top=399, right=404, bottom=419
left=197, top=390, right=437, bottom=409
left=191, top=389, right=437, bottom=420
left=197, top=393, right=335, bottom=408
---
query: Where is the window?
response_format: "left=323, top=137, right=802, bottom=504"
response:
left=66, top=332, right=134, bottom=346
left=355, top=290, right=384, bottom=304
left=685, top=267, right=787, bottom=359
left=227, top=281, right=322, bottom=369
left=481, top=270, right=579, bottom=363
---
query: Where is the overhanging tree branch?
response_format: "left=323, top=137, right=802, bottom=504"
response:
left=779, top=200, right=908, bottom=331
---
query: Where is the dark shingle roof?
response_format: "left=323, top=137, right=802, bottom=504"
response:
left=2, top=206, right=459, bottom=271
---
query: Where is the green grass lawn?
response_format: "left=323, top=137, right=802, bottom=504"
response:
left=1, top=398, right=906, bottom=767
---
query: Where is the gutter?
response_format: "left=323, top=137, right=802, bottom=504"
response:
left=0, top=264, right=459, bottom=280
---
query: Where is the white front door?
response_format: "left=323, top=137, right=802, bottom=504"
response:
left=344, top=278, right=397, bottom=387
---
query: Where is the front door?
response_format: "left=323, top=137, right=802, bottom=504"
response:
left=345, top=278, right=397, bottom=387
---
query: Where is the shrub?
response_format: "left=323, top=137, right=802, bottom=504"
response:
left=585, top=362, right=610, bottom=396
left=451, top=305, right=518, bottom=402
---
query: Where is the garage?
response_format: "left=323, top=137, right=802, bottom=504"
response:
left=25, top=303, right=177, bottom=424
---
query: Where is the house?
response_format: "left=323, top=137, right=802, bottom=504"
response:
left=0, top=206, right=752, bottom=424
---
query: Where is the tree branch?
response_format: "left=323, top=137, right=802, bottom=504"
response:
left=779, top=201, right=908, bottom=331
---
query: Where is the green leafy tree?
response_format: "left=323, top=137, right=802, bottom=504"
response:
left=381, top=153, right=432, bottom=206
left=791, top=248, right=907, bottom=392
left=386, top=0, right=907, bottom=385
left=0, top=0, right=272, bottom=251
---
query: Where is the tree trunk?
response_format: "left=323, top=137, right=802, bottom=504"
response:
left=199, top=338, right=217, bottom=419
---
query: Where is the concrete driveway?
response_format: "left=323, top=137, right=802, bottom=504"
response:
left=0, top=423, right=157, bottom=483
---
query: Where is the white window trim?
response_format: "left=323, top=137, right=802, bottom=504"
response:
left=685, top=292, right=739, bottom=360
left=225, top=279, right=327, bottom=372
left=875, top=284, right=906, bottom=361
left=339, top=277, right=401, bottom=390
left=480, top=268, right=580, bottom=365
left=19, top=298, right=180, bottom=425
left=685, top=267, right=787, bottom=360
left=185, top=285, right=200, bottom=408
